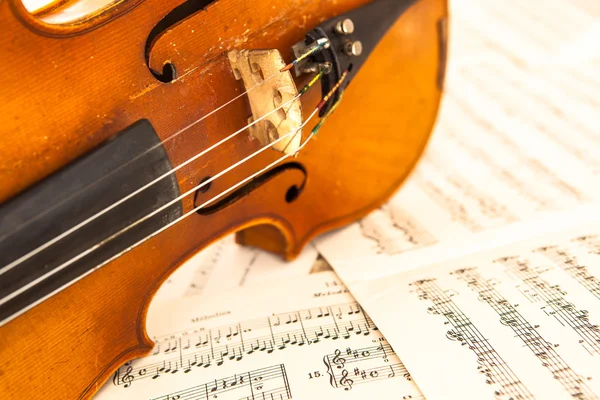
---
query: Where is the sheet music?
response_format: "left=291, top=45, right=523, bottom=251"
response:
left=449, top=0, right=600, bottom=67
left=316, top=0, right=600, bottom=276
left=153, top=236, right=319, bottom=303
left=96, top=272, right=423, bottom=400
left=341, top=221, right=600, bottom=400
left=309, top=3, right=600, bottom=398
left=197, top=238, right=319, bottom=298
left=148, top=364, right=292, bottom=400
left=317, top=61, right=600, bottom=266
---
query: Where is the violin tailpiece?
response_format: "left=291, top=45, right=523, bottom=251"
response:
left=227, top=49, right=303, bottom=154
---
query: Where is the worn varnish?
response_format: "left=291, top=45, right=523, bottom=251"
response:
left=0, top=0, right=448, bottom=397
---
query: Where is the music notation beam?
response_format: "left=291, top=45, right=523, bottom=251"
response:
left=359, top=204, right=437, bottom=255
left=536, top=246, right=600, bottom=302
left=411, top=278, right=534, bottom=400
left=498, top=256, right=600, bottom=355
left=149, top=364, right=291, bottom=400
left=113, top=302, right=378, bottom=387
left=454, top=267, right=598, bottom=400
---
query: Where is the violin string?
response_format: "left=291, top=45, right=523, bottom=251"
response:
left=0, top=107, right=320, bottom=307
left=280, top=38, right=330, bottom=72
left=274, top=71, right=324, bottom=133
left=0, top=74, right=323, bottom=276
left=282, top=70, right=347, bottom=154
left=0, top=69, right=347, bottom=307
left=0, top=71, right=281, bottom=245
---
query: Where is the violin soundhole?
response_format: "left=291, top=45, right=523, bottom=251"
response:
left=285, top=185, right=301, bottom=203
left=194, top=162, right=307, bottom=216
left=153, top=62, right=178, bottom=83
left=144, top=0, right=218, bottom=82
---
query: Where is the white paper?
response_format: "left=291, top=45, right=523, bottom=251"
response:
left=153, top=236, right=319, bottom=303
left=312, top=1, right=600, bottom=399
left=345, top=222, right=600, bottom=400
left=449, top=0, right=600, bottom=68
left=316, top=0, right=600, bottom=277
left=96, top=272, right=423, bottom=400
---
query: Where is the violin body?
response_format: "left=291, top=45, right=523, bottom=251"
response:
left=0, top=0, right=447, bottom=397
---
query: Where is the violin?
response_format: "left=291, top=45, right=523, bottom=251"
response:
left=0, top=0, right=447, bottom=397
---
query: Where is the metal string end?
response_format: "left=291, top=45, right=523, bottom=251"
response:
left=281, top=38, right=330, bottom=73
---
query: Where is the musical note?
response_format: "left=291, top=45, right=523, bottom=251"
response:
left=497, top=256, right=600, bottom=355
left=454, top=267, right=598, bottom=399
left=413, top=161, right=519, bottom=233
left=413, top=278, right=535, bottom=400
left=359, top=204, right=437, bottom=255
left=112, top=303, right=377, bottom=387
left=93, top=268, right=430, bottom=400
left=538, top=246, right=600, bottom=302
left=322, top=343, right=409, bottom=391
left=148, top=365, right=290, bottom=400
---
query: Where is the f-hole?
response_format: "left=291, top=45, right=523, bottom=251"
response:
left=156, top=63, right=177, bottom=83
left=145, top=0, right=217, bottom=82
left=195, top=162, right=307, bottom=216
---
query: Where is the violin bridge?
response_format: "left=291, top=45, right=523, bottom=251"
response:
left=228, top=49, right=302, bottom=154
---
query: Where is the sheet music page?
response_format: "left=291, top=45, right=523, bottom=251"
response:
left=315, top=0, right=600, bottom=280
left=310, top=1, right=600, bottom=398
left=153, top=236, right=319, bottom=302
left=341, top=219, right=600, bottom=400
left=450, top=0, right=600, bottom=68
left=96, top=271, right=422, bottom=400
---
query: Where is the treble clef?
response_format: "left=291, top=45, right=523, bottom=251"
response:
left=331, top=349, right=346, bottom=369
left=117, top=364, right=134, bottom=388
left=339, top=369, right=354, bottom=391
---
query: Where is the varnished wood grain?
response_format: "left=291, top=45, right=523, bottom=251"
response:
left=0, top=0, right=447, bottom=397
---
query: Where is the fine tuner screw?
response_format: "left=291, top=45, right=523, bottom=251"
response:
left=344, top=40, right=363, bottom=57
left=335, top=18, right=355, bottom=35
left=335, top=18, right=362, bottom=57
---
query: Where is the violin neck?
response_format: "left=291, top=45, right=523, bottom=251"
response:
left=0, top=120, right=182, bottom=325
